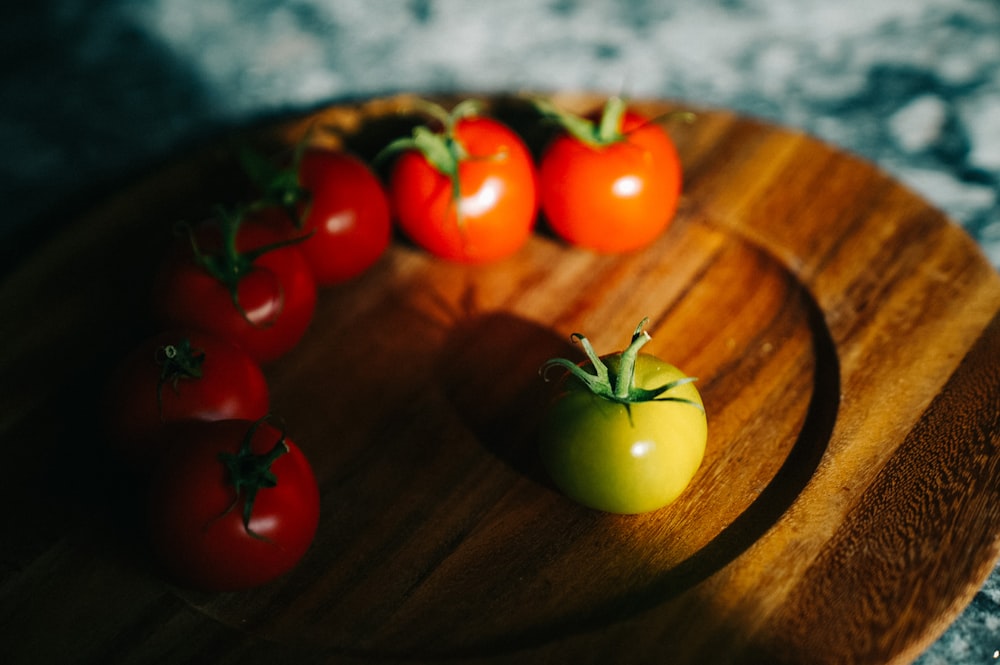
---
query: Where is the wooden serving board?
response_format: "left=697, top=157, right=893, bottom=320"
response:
left=2, top=93, right=999, bottom=665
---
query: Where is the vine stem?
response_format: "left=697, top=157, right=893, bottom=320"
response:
left=539, top=318, right=704, bottom=412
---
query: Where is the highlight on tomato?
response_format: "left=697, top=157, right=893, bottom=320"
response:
left=151, top=206, right=317, bottom=363
left=240, top=144, right=392, bottom=285
left=377, top=99, right=538, bottom=264
left=533, top=97, right=687, bottom=254
left=103, top=329, right=270, bottom=470
left=147, top=416, right=320, bottom=591
left=538, top=318, right=707, bottom=514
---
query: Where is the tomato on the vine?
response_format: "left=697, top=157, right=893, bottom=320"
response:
left=241, top=146, right=392, bottom=285
left=104, top=329, right=269, bottom=469
left=380, top=100, right=538, bottom=263
left=539, top=319, right=707, bottom=514
left=147, top=417, right=320, bottom=591
left=535, top=97, right=685, bottom=253
left=151, top=209, right=317, bottom=363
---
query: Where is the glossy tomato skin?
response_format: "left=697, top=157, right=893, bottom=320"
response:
left=294, top=149, right=391, bottom=284
left=538, top=110, right=682, bottom=253
left=388, top=116, right=538, bottom=263
left=152, top=218, right=317, bottom=363
left=104, top=330, right=269, bottom=470
left=148, top=419, right=320, bottom=591
left=539, top=353, right=706, bottom=514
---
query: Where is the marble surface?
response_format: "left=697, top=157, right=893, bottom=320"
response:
left=3, top=1, right=1000, bottom=662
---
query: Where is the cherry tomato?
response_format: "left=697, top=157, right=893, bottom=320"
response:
left=147, top=417, right=320, bottom=591
left=104, top=330, right=269, bottom=469
left=151, top=210, right=317, bottom=363
left=539, top=319, right=706, bottom=514
left=536, top=97, right=684, bottom=253
left=295, top=149, right=391, bottom=283
left=241, top=147, right=392, bottom=285
left=382, top=100, right=538, bottom=263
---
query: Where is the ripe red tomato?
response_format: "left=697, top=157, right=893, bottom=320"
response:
left=104, top=330, right=269, bottom=469
left=537, top=98, right=683, bottom=253
left=151, top=212, right=317, bottom=363
left=147, top=418, right=320, bottom=591
left=383, top=102, right=538, bottom=263
left=295, top=149, right=392, bottom=284
left=248, top=149, right=391, bottom=285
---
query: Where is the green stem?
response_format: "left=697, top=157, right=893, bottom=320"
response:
left=237, top=131, right=316, bottom=227
left=613, top=318, right=652, bottom=400
left=218, top=416, right=289, bottom=541
left=530, top=95, right=629, bottom=148
left=596, top=96, right=627, bottom=143
left=532, top=95, right=697, bottom=149
left=154, top=337, right=205, bottom=419
left=374, top=99, right=487, bottom=216
left=540, top=318, right=703, bottom=412
left=178, top=206, right=308, bottom=323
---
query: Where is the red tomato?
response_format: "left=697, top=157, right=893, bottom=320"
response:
left=151, top=213, right=317, bottom=363
left=385, top=109, right=538, bottom=263
left=538, top=102, right=683, bottom=253
left=249, top=149, right=392, bottom=285
left=294, top=149, right=392, bottom=284
left=104, top=330, right=269, bottom=469
left=148, top=418, right=320, bottom=591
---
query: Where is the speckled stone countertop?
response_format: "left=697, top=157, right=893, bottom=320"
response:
left=3, top=1, right=999, bottom=662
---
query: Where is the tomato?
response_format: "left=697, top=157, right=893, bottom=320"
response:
left=241, top=147, right=391, bottom=285
left=147, top=417, right=320, bottom=591
left=151, top=210, right=317, bottom=363
left=535, top=97, right=684, bottom=253
left=381, top=100, right=538, bottom=263
left=294, top=149, right=391, bottom=283
left=538, top=319, right=706, bottom=514
left=104, top=330, right=269, bottom=469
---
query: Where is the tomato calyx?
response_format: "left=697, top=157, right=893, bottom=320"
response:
left=532, top=95, right=696, bottom=149
left=237, top=139, right=313, bottom=227
left=217, top=416, right=290, bottom=541
left=178, top=207, right=306, bottom=324
left=154, top=337, right=205, bottom=418
left=540, top=318, right=704, bottom=411
left=531, top=95, right=629, bottom=148
left=376, top=99, right=497, bottom=211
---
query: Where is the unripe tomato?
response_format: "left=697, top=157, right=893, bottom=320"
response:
left=539, top=319, right=707, bottom=514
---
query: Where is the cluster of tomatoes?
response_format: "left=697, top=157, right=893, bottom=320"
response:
left=380, top=95, right=686, bottom=261
left=101, top=96, right=690, bottom=592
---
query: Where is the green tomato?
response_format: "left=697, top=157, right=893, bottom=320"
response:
left=539, top=320, right=707, bottom=514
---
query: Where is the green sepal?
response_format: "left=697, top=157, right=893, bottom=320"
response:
left=373, top=99, right=489, bottom=212
left=378, top=125, right=466, bottom=181
left=177, top=206, right=309, bottom=325
left=217, top=416, right=290, bottom=542
left=154, top=337, right=206, bottom=419
left=236, top=132, right=314, bottom=227
left=530, top=95, right=628, bottom=148
left=539, top=318, right=704, bottom=413
left=531, top=95, right=698, bottom=149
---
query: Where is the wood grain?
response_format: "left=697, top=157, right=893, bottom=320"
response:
left=1, top=93, right=998, bottom=664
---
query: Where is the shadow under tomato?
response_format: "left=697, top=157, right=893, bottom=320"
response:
left=436, top=308, right=583, bottom=488
left=421, top=284, right=840, bottom=659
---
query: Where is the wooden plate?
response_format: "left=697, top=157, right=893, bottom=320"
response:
left=2, top=93, right=999, bottom=665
